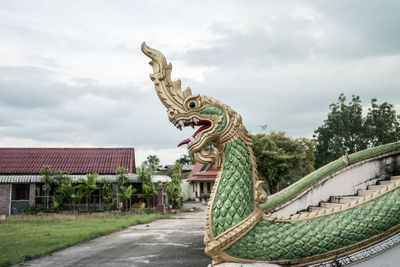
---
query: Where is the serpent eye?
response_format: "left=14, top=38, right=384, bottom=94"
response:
left=189, top=101, right=196, bottom=108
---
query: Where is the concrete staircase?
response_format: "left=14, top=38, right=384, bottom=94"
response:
left=298, top=175, right=400, bottom=214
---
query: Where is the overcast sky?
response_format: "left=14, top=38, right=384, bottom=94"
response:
left=1, top=0, right=400, bottom=166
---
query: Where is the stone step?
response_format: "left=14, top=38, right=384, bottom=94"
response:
left=330, top=196, right=362, bottom=204
left=357, top=189, right=377, bottom=196
left=308, top=206, right=329, bottom=212
left=320, top=202, right=344, bottom=209
left=368, top=185, right=387, bottom=191
left=391, top=176, right=400, bottom=181
left=379, top=180, right=396, bottom=185
left=297, top=211, right=309, bottom=214
left=292, top=177, right=400, bottom=217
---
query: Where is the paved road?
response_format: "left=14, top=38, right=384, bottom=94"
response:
left=20, top=203, right=211, bottom=267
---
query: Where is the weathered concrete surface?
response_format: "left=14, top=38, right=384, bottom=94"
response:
left=19, top=203, right=211, bottom=267
left=276, top=155, right=400, bottom=217
left=208, top=263, right=281, bottom=267
left=0, top=184, right=10, bottom=215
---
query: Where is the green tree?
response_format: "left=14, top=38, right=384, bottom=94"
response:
left=56, top=178, right=74, bottom=209
left=137, top=163, right=156, bottom=208
left=53, top=170, right=70, bottom=191
left=116, top=166, right=129, bottom=210
left=137, top=163, right=152, bottom=185
left=52, top=194, right=64, bottom=211
left=119, top=185, right=136, bottom=211
left=99, top=177, right=114, bottom=210
left=165, top=163, right=183, bottom=209
left=314, top=94, right=366, bottom=167
left=71, top=183, right=86, bottom=211
left=175, top=153, right=194, bottom=165
left=116, top=167, right=129, bottom=187
left=40, top=165, right=55, bottom=210
left=145, top=155, right=160, bottom=173
left=83, top=173, right=98, bottom=211
left=364, top=98, right=400, bottom=146
left=251, top=132, right=315, bottom=194
left=295, top=137, right=316, bottom=177
left=314, top=94, right=400, bottom=167
left=40, top=166, right=71, bottom=210
left=141, top=183, right=155, bottom=208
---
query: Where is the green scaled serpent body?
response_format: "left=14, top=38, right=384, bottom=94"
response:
left=227, top=189, right=400, bottom=261
left=212, top=139, right=254, bottom=236
left=142, top=42, right=400, bottom=266
left=209, top=134, right=400, bottom=265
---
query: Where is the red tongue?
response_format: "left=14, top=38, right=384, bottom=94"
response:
left=178, top=138, right=190, bottom=147
left=177, top=121, right=211, bottom=147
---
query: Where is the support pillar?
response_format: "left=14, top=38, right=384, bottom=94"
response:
left=156, top=188, right=165, bottom=214
left=113, top=184, right=120, bottom=208
left=29, top=183, right=36, bottom=206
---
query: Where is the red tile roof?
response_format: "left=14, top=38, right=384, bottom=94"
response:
left=0, top=148, right=135, bottom=175
left=187, top=162, right=217, bottom=181
left=187, top=162, right=203, bottom=179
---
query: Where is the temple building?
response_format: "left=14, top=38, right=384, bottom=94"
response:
left=187, top=162, right=217, bottom=201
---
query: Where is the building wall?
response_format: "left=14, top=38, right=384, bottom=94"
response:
left=188, top=183, right=197, bottom=200
left=0, top=184, right=10, bottom=215
left=181, top=180, right=190, bottom=201
left=276, top=155, right=400, bottom=217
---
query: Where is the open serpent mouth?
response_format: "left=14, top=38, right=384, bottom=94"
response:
left=175, top=117, right=212, bottom=147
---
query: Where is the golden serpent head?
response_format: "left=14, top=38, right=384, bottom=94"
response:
left=141, top=42, right=236, bottom=154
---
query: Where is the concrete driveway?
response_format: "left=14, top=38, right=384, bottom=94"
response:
left=19, top=203, right=211, bottom=267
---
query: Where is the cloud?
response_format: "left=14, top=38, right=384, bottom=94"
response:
left=0, top=65, right=186, bottom=150
left=179, top=1, right=400, bottom=69
left=1, top=0, right=400, bottom=165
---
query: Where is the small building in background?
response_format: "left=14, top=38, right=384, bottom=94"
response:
left=0, top=148, right=139, bottom=215
left=181, top=164, right=195, bottom=173
left=158, top=164, right=194, bottom=173
left=186, top=162, right=217, bottom=201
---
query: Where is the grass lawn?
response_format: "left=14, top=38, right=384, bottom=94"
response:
left=0, top=212, right=171, bottom=267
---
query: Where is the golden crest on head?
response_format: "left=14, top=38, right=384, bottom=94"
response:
left=141, top=42, right=193, bottom=123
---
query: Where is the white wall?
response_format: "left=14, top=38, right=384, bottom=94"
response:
left=275, top=154, right=400, bottom=216
left=181, top=179, right=190, bottom=201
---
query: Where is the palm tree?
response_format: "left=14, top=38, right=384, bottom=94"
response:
left=53, top=170, right=69, bottom=191
left=99, top=177, right=113, bottom=210
left=40, top=166, right=54, bottom=210
left=142, top=183, right=156, bottom=208
left=166, top=163, right=183, bottom=209
left=119, top=185, right=136, bottom=212
left=59, top=178, right=74, bottom=209
left=71, top=185, right=86, bottom=211
left=52, top=194, right=64, bottom=211
left=137, top=163, right=151, bottom=184
left=145, top=155, right=160, bottom=173
left=83, top=173, right=98, bottom=211
left=116, top=167, right=128, bottom=187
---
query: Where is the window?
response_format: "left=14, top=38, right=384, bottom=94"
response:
left=12, top=184, right=30, bottom=200
left=35, top=183, right=45, bottom=196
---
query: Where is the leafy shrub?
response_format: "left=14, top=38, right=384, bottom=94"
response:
left=24, top=205, right=43, bottom=215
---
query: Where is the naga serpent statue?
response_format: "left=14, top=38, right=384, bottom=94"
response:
left=141, top=43, right=400, bottom=266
